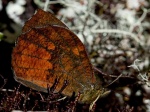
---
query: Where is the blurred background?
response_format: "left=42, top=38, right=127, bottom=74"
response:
left=0, top=0, right=150, bottom=111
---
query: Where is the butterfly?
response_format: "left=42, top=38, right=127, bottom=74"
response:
left=11, top=9, right=109, bottom=110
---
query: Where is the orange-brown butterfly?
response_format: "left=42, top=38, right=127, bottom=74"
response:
left=11, top=9, right=109, bottom=110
